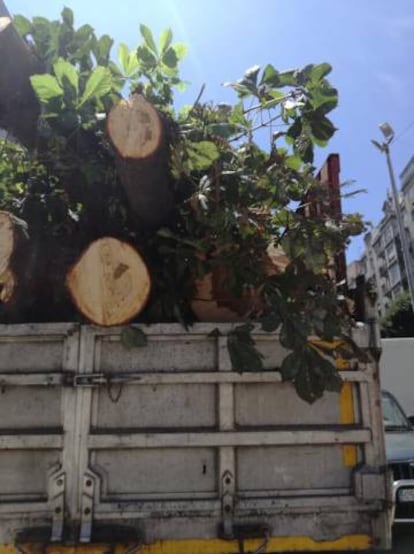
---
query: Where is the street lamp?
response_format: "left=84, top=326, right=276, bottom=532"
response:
left=372, top=122, right=414, bottom=313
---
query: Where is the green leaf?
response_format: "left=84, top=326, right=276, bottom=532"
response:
left=310, top=63, right=332, bottom=82
left=187, top=141, right=220, bottom=170
left=278, top=69, right=297, bottom=87
left=285, top=155, right=302, bottom=171
left=127, top=51, right=140, bottom=76
left=294, top=358, right=325, bottom=404
left=53, top=58, right=79, bottom=93
left=31, top=17, right=54, bottom=63
left=309, top=112, right=336, bottom=141
left=297, top=64, right=314, bottom=86
left=176, top=80, right=187, bottom=92
left=280, top=316, right=308, bottom=350
left=244, top=64, right=261, bottom=84
left=286, top=118, right=302, bottom=140
left=260, top=64, right=280, bottom=87
left=78, top=66, right=112, bottom=107
left=118, top=44, right=139, bottom=77
left=95, top=34, right=113, bottom=65
left=13, top=15, right=32, bottom=37
left=61, top=7, right=74, bottom=27
left=30, top=74, right=63, bottom=103
left=162, top=47, right=178, bottom=68
left=172, top=43, right=188, bottom=60
left=227, top=325, right=264, bottom=372
left=307, top=346, right=342, bottom=392
left=260, top=312, right=282, bottom=332
left=75, top=24, right=94, bottom=43
left=137, top=45, right=157, bottom=67
left=159, top=28, right=173, bottom=54
left=118, top=43, right=129, bottom=73
left=121, top=327, right=148, bottom=349
left=261, top=90, right=286, bottom=109
left=280, top=351, right=301, bottom=380
left=140, top=24, right=157, bottom=54
left=309, top=84, right=338, bottom=112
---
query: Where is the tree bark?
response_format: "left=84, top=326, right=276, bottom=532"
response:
left=0, top=0, right=10, bottom=17
left=66, top=237, right=151, bottom=326
left=0, top=11, right=42, bottom=147
left=0, top=211, right=29, bottom=306
left=107, top=94, right=174, bottom=227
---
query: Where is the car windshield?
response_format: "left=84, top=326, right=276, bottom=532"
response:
left=382, top=392, right=411, bottom=431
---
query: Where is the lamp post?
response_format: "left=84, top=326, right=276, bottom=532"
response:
left=372, top=122, right=414, bottom=313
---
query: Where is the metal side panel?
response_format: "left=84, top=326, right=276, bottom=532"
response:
left=71, top=324, right=391, bottom=548
left=0, top=324, right=80, bottom=545
left=0, top=323, right=392, bottom=550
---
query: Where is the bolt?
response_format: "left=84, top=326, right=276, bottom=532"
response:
left=57, top=479, right=63, bottom=487
left=86, top=479, right=92, bottom=487
left=55, top=507, right=61, bottom=514
left=84, top=507, right=91, bottom=515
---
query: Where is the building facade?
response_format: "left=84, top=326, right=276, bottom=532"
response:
left=350, top=155, right=414, bottom=318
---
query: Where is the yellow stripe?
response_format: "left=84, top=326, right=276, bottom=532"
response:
left=0, top=534, right=372, bottom=554
left=310, top=339, right=358, bottom=467
left=340, top=381, right=357, bottom=466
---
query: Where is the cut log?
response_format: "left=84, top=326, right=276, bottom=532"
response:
left=0, top=211, right=29, bottom=306
left=0, top=13, right=43, bottom=147
left=107, top=94, right=174, bottom=227
left=191, top=245, right=289, bottom=322
left=66, top=237, right=151, bottom=326
left=107, top=94, right=163, bottom=159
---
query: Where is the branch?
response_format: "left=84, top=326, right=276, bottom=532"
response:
left=228, top=113, right=283, bottom=143
left=243, top=93, right=291, bottom=115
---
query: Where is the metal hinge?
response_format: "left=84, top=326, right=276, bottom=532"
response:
left=79, top=469, right=98, bottom=543
left=48, top=466, right=66, bottom=542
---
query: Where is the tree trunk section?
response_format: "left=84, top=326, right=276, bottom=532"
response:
left=0, top=0, right=11, bottom=17
left=66, top=237, right=151, bottom=326
left=0, top=211, right=29, bottom=306
left=107, top=94, right=174, bottom=228
left=0, top=13, right=42, bottom=147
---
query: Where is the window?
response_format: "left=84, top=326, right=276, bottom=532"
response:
left=386, top=242, right=396, bottom=263
left=389, top=262, right=401, bottom=287
left=384, top=223, right=393, bottom=244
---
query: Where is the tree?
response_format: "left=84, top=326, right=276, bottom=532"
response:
left=381, top=291, right=414, bottom=338
left=0, top=5, right=367, bottom=402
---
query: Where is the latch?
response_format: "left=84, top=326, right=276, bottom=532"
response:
left=79, top=469, right=98, bottom=543
left=72, top=374, right=107, bottom=387
left=48, top=466, right=66, bottom=542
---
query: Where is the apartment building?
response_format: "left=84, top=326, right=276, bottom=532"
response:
left=350, top=155, right=414, bottom=318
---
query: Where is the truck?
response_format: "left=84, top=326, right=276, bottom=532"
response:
left=0, top=322, right=393, bottom=553
left=380, top=338, right=414, bottom=417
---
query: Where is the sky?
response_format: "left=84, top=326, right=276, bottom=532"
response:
left=4, top=0, right=414, bottom=263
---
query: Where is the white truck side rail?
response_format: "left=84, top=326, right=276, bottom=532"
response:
left=0, top=323, right=392, bottom=552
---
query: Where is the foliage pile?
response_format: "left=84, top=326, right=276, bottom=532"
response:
left=0, top=8, right=366, bottom=402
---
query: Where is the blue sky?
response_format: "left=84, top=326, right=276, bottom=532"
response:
left=5, top=0, right=414, bottom=262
